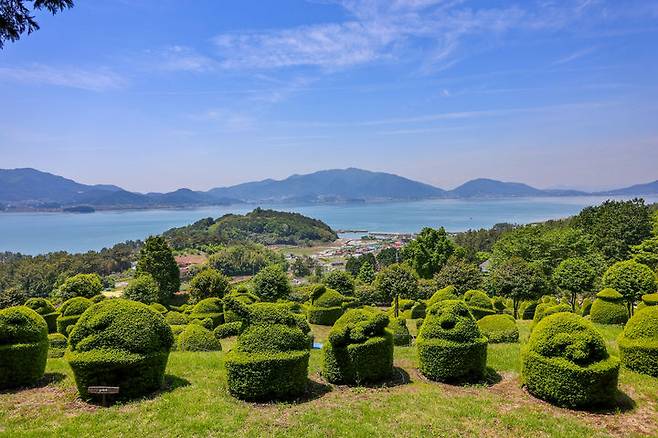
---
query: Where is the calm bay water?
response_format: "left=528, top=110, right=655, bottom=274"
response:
left=1, top=196, right=656, bottom=255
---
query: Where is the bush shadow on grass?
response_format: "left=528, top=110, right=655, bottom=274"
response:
left=84, top=374, right=192, bottom=407
left=0, top=372, right=67, bottom=395
left=574, top=389, right=636, bottom=415
left=417, top=366, right=503, bottom=388
left=246, top=378, right=333, bottom=406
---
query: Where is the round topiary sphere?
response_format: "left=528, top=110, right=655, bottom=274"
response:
left=65, top=299, right=174, bottom=400
left=0, top=306, right=49, bottom=388
left=590, top=289, right=628, bottom=325
left=48, top=332, right=68, bottom=358
left=177, top=324, right=222, bottom=352
left=56, top=297, right=92, bottom=335
left=477, top=314, right=519, bottom=343
left=188, top=298, right=224, bottom=328
left=522, top=312, right=619, bottom=407
left=25, top=298, right=59, bottom=333
left=224, top=298, right=311, bottom=400
left=416, top=300, right=487, bottom=382
left=618, top=306, right=658, bottom=377
left=323, top=308, right=394, bottom=384
left=389, top=317, right=412, bottom=346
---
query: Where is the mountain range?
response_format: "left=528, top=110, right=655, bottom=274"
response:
left=1, top=167, right=657, bottom=210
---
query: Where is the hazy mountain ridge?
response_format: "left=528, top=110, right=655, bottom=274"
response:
left=0, top=167, right=656, bottom=210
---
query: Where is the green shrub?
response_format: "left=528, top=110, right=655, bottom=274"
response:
left=307, top=286, right=349, bottom=325
left=223, top=289, right=260, bottom=323
left=65, top=299, right=174, bottom=400
left=214, top=321, right=243, bottom=339
left=188, top=297, right=224, bottom=328
left=24, top=298, right=59, bottom=333
left=521, top=312, right=619, bottom=407
left=521, top=301, right=538, bottom=320
left=149, top=303, right=168, bottom=314
left=323, top=270, right=355, bottom=295
left=416, top=318, right=424, bottom=330
left=189, top=268, right=230, bottom=302
left=178, top=324, right=222, bottom=352
left=477, top=314, right=519, bottom=343
left=388, top=317, right=412, bottom=346
left=581, top=298, right=593, bottom=316
left=426, top=285, right=458, bottom=308
left=190, top=318, right=214, bottom=330
left=224, top=297, right=311, bottom=400
left=388, top=298, right=426, bottom=319
left=322, top=308, right=393, bottom=384
left=170, top=325, right=187, bottom=336
left=417, top=300, right=487, bottom=382
left=532, top=302, right=570, bottom=327
left=123, top=274, right=160, bottom=304
left=590, top=289, right=629, bottom=325
left=463, top=289, right=496, bottom=320
left=0, top=306, right=48, bottom=388
left=48, top=333, right=68, bottom=358
left=57, top=273, right=103, bottom=300
left=90, top=294, right=106, bottom=304
left=165, top=311, right=188, bottom=325
left=253, top=264, right=291, bottom=302
left=618, top=306, right=658, bottom=377
left=492, top=296, right=508, bottom=313
left=56, top=297, right=92, bottom=335
left=642, top=293, right=658, bottom=306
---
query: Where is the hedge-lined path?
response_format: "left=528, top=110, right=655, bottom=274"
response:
left=1, top=321, right=657, bottom=437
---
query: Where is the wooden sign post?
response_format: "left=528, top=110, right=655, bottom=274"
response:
left=88, top=386, right=119, bottom=406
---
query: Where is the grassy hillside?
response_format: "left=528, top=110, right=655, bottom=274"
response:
left=1, top=321, right=656, bottom=438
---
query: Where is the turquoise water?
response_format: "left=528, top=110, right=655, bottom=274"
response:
left=1, top=196, right=656, bottom=255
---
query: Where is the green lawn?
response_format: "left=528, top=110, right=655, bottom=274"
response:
left=1, top=321, right=656, bottom=437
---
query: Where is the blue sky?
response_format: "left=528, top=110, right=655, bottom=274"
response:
left=1, top=0, right=657, bottom=192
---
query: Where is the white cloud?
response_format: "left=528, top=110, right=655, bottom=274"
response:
left=553, top=46, right=598, bottom=65
left=0, top=64, right=125, bottom=91
left=156, top=46, right=217, bottom=72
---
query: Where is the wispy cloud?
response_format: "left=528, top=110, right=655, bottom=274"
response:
left=553, top=46, right=598, bottom=66
left=0, top=64, right=125, bottom=91
left=154, top=45, right=217, bottom=72
left=188, top=108, right=255, bottom=132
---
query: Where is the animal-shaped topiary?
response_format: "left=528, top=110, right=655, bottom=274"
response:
left=48, top=333, right=68, bottom=358
left=388, top=298, right=426, bottom=319
left=25, top=298, right=59, bottom=333
left=580, top=298, right=593, bottom=316
left=56, top=297, right=93, bottom=335
left=636, top=293, right=658, bottom=312
left=323, top=308, right=394, bottom=384
left=0, top=306, right=49, bottom=388
left=149, top=303, right=168, bottom=314
left=426, top=285, right=458, bottom=308
left=177, top=324, right=222, bottom=352
left=388, top=317, right=412, bottom=346
left=590, top=289, right=628, bottom=325
left=223, top=288, right=260, bottom=323
left=65, top=299, right=174, bottom=400
left=213, top=321, right=243, bottom=339
left=522, top=312, right=619, bottom=407
left=477, top=314, right=519, bottom=343
left=188, top=297, right=224, bottom=328
left=307, top=285, right=353, bottom=325
left=417, top=300, right=487, bottom=382
left=224, top=297, right=312, bottom=400
left=532, top=303, right=571, bottom=328
left=618, top=306, right=658, bottom=377
left=463, top=290, right=496, bottom=320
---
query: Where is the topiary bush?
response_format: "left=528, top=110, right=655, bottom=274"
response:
left=492, top=296, right=508, bottom=314
left=463, top=290, right=496, bottom=320
left=224, top=297, right=311, bottom=400
left=618, top=306, right=658, bottom=377
left=521, top=312, right=619, bottom=408
left=590, top=289, right=629, bottom=325
left=0, top=306, right=49, bottom=388
left=57, top=273, right=103, bottom=301
left=637, top=293, right=658, bottom=312
left=322, top=308, right=393, bottom=384
left=477, top=314, right=519, bottom=343
left=388, top=317, right=412, bottom=346
left=149, top=303, right=168, bottom=314
left=388, top=298, right=426, bottom=319
left=533, top=303, right=571, bottom=327
left=416, top=300, right=487, bottom=382
left=123, top=274, right=160, bottom=304
left=56, top=297, right=92, bottom=335
left=307, top=285, right=349, bottom=325
left=24, top=298, right=59, bottom=333
left=223, top=289, right=260, bottom=323
left=426, top=285, right=458, bottom=308
left=65, top=299, right=174, bottom=400
left=214, top=321, right=243, bottom=339
left=165, top=311, right=188, bottom=326
left=521, top=301, right=538, bottom=320
left=177, top=324, right=222, bottom=352
left=580, top=298, right=593, bottom=316
left=48, top=333, right=68, bottom=358
left=188, top=297, right=224, bottom=328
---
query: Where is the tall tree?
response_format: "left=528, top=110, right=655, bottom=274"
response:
left=253, top=264, right=291, bottom=302
left=1, top=0, right=73, bottom=48
left=487, top=257, right=546, bottom=318
left=401, top=227, right=456, bottom=279
left=602, top=259, right=657, bottom=315
left=136, top=236, right=180, bottom=304
left=356, top=260, right=375, bottom=284
left=552, top=258, right=595, bottom=312
left=373, top=263, right=419, bottom=302
left=433, top=258, right=483, bottom=294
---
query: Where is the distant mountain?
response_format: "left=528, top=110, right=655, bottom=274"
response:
left=597, top=180, right=658, bottom=196
left=448, top=178, right=588, bottom=198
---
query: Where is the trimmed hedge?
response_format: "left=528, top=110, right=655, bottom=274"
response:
left=0, top=306, right=49, bottom=388
left=214, top=321, right=243, bottom=339
left=426, top=285, right=458, bottom=307
left=188, top=297, right=224, bottom=328
left=149, top=303, right=168, bottom=314
left=522, top=312, right=619, bottom=408
left=178, top=324, right=222, bottom=351
left=533, top=303, right=571, bottom=328
left=590, top=289, right=628, bottom=325
left=388, top=299, right=426, bottom=319
left=65, top=299, right=174, bottom=400
left=477, top=314, right=519, bottom=343
left=580, top=298, right=593, bottom=317
left=224, top=297, right=311, bottom=400
left=417, top=300, right=487, bottom=382
left=48, top=333, right=68, bottom=358
left=56, top=297, right=93, bottom=335
left=637, top=293, right=658, bottom=312
left=223, top=290, right=260, bottom=323
left=521, top=301, right=538, bottom=320
left=389, top=317, right=412, bottom=346
left=618, top=306, right=658, bottom=377
left=307, top=286, right=349, bottom=326
left=463, top=290, right=497, bottom=321
left=25, top=298, right=59, bottom=333
left=165, top=311, right=189, bottom=326
left=322, top=308, right=393, bottom=384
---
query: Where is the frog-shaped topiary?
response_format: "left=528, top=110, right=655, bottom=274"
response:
left=618, top=306, right=658, bottom=377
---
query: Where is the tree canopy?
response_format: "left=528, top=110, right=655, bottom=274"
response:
left=0, top=0, right=73, bottom=48
left=135, top=236, right=180, bottom=303
left=401, top=227, right=456, bottom=279
left=487, top=257, right=546, bottom=318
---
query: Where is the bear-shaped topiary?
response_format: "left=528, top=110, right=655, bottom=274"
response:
left=426, top=285, right=458, bottom=308
left=477, top=314, right=519, bottom=343
left=417, top=300, right=487, bottom=382
left=224, top=297, right=312, bottom=400
left=0, top=306, right=49, bottom=388
left=24, top=298, right=59, bottom=334
left=618, top=306, right=658, bottom=377
left=388, top=298, right=426, bottom=319
left=323, top=308, right=393, bottom=384
left=590, top=289, right=628, bottom=325
left=48, top=333, right=68, bottom=358
left=188, top=297, right=224, bottom=328
left=65, top=299, right=174, bottom=400
left=522, top=312, right=619, bottom=407
left=388, top=317, right=412, bottom=346
left=56, top=297, right=93, bottom=335
left=307, top=285, right=352, bottom=325
left=463, top=290, right=496, bottom=320
left=177, top=324, right=222, bottom=352
left=223, top=288, right=260, bottom=323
